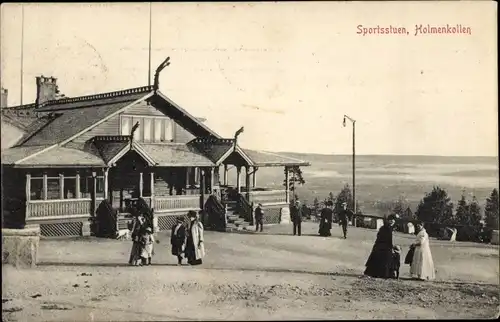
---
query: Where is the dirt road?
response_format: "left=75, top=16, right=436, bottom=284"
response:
left=2, top=223, right=499, bottom=320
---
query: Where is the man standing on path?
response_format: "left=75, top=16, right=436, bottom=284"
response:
left=254, top=203, right=264, bottom=232
left=338, top=202, right=353, bottom=239
left=291, top=200, right=303, bottom=236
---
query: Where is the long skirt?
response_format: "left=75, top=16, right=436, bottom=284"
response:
left=364, top=246, right=393, bottom=278
left=128, top=241, right=141, bottom=265
left=410, top=245, right=435, bottom=281
left=185, top=238, right=202, bottom=266
left=141, top=244, right=153, bottom=259
left=318, top=221, right=331, bottom=236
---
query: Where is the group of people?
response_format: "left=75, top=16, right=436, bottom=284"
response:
left=364, top=214, right=436, bottom=281
left=317, top=201, right=353, bottom=239
left=128, top=210, right=206, bottom=266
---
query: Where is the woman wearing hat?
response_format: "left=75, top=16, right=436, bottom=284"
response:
left=128, top=213, right=146, bottom=266
left=319, top=201, right=334, bottom=237
left=171, top=216, right=187, bottom=265
left=364, top=214, right=398, bottom=278
left=185, top=210, right=205, bottom=265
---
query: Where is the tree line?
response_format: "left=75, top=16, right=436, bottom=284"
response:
left=282, top=166, right=499, bottom=231
left=294, top=183, right=499, bottom=230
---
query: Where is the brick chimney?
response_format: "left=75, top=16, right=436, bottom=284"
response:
left=1, top=87, right=7, bottom=108
left=36, top=76, right=59, bottom=106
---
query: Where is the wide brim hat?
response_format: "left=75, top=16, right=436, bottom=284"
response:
left=187, top=210, right=197, bottom=218
left=176, top=216, right=185, bottom=222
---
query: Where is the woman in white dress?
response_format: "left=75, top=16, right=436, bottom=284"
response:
left=410, top=221, right=436, bottom=281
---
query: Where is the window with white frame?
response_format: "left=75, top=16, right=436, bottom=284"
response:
left=121, top=117, right=131, bottom=135
left=121, top=115, right=174, bottom=143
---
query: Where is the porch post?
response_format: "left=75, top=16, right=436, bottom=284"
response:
left=210, top=167, right=215, bottom=193
left=59, top=174, right=64, bottom=199
left=91, top=171, right=97, bottom=215
left=150, top=171, right=155, bottom=202
left=223, top=164, right=228, bottom=186
left=252, top=167, right=258, bottom=188
left=75, top=172, right=81, bottom=199
left=104, top=168, right=109, bottom=200
left=284, top=166, right=290, bottom=204
left=245, top=166, right=250, bottom=198
left=42, top=173, right=48, bottom=200
left=139, top=172, right=144, bottom=198
left=200, top=169, right=205, bottom=209
left=25, top=173, right=31, bottom=201
left=236, top=166, right=241, bottom=193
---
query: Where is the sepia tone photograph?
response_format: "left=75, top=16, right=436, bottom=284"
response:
left=1, top=1, right=498, bottom=320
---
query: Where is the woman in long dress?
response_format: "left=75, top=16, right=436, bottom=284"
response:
left=185, top=210, right=205, bottom=266
left=128, top=214, right=145, bottom=265
left=171, top=216, right=187, bottom=265
left=364, top=214, right=397, bottom=278
left=410, top=221, right=436, bottom=281
left=318, top=201, right=333, bottom=237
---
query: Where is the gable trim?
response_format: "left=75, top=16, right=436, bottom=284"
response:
left=59, top=91, right=154, bottom=146
left=216, top=144, right=254, bottom=166
left=155, top=91, right=222, bottom=139
left=107, top=141, right=157, bottom=167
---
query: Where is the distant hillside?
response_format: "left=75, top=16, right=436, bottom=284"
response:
left=234, top=153, right=499, bottom=218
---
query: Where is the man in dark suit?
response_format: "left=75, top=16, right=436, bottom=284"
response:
left=338, top=202, right=353, bottom=239
left=254, top=203, right=264, bottom=232
left=291, top=200, right=303, bottom=236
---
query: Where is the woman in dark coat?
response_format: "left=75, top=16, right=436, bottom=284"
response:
left=171, top=216, right=187, bottom=265
left=364, top=214, right=398, bottom=278
left=318, top=201, right=334, bottom=237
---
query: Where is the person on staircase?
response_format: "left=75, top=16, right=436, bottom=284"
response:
left=255, top=203, right=264, bottom=232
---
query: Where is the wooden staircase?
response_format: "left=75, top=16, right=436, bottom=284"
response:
left=224, top=200, right=252, bottom=232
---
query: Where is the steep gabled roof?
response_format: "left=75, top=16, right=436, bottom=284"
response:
left=151, top=91, right=222, bottom=139
left=17, top=87, right=153, bottom=147
left=140, top=143, right=215, bottom=167
left=187, top=137, right=253, bottom=166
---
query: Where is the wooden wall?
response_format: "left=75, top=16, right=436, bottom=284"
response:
left=73, top=115, right=121, bottom=143
left=69, top=100, right=204, bottom=145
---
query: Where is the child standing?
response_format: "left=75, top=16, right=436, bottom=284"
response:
left=391, top=245, right=402, bottom=279
left=140, top=227, right=155, bottom=266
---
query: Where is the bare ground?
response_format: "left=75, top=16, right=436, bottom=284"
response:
left=2, top=223, right=499, bottom=321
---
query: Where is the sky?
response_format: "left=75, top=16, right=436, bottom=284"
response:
left=1, top=2, right=497, bottom=156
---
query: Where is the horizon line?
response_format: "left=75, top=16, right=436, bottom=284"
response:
left=271, top=151, right=499, bottom=158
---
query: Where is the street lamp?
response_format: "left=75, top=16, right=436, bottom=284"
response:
left=342, top=114, right=356, bottom=225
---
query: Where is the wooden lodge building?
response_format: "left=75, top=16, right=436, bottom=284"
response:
left=1, top=72, right=309, bottom=237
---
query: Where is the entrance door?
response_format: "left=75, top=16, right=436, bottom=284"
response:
left=109, top=169, right=140, bottom=212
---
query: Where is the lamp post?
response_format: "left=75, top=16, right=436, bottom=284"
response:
left=343, top=115, right=356, bottom=225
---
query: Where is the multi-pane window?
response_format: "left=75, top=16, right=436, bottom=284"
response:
left=80, top=176, right=105, bottom=199
left=30, top=178, right=44, bottom=200
left=121, top=115, right=174, bottom=143
left=143, top=118, right=152, bottom=142
left=29, top=172, right=105, bottom=200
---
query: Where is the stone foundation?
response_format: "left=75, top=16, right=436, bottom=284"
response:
left=2, top=225, right=40, bottom=268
